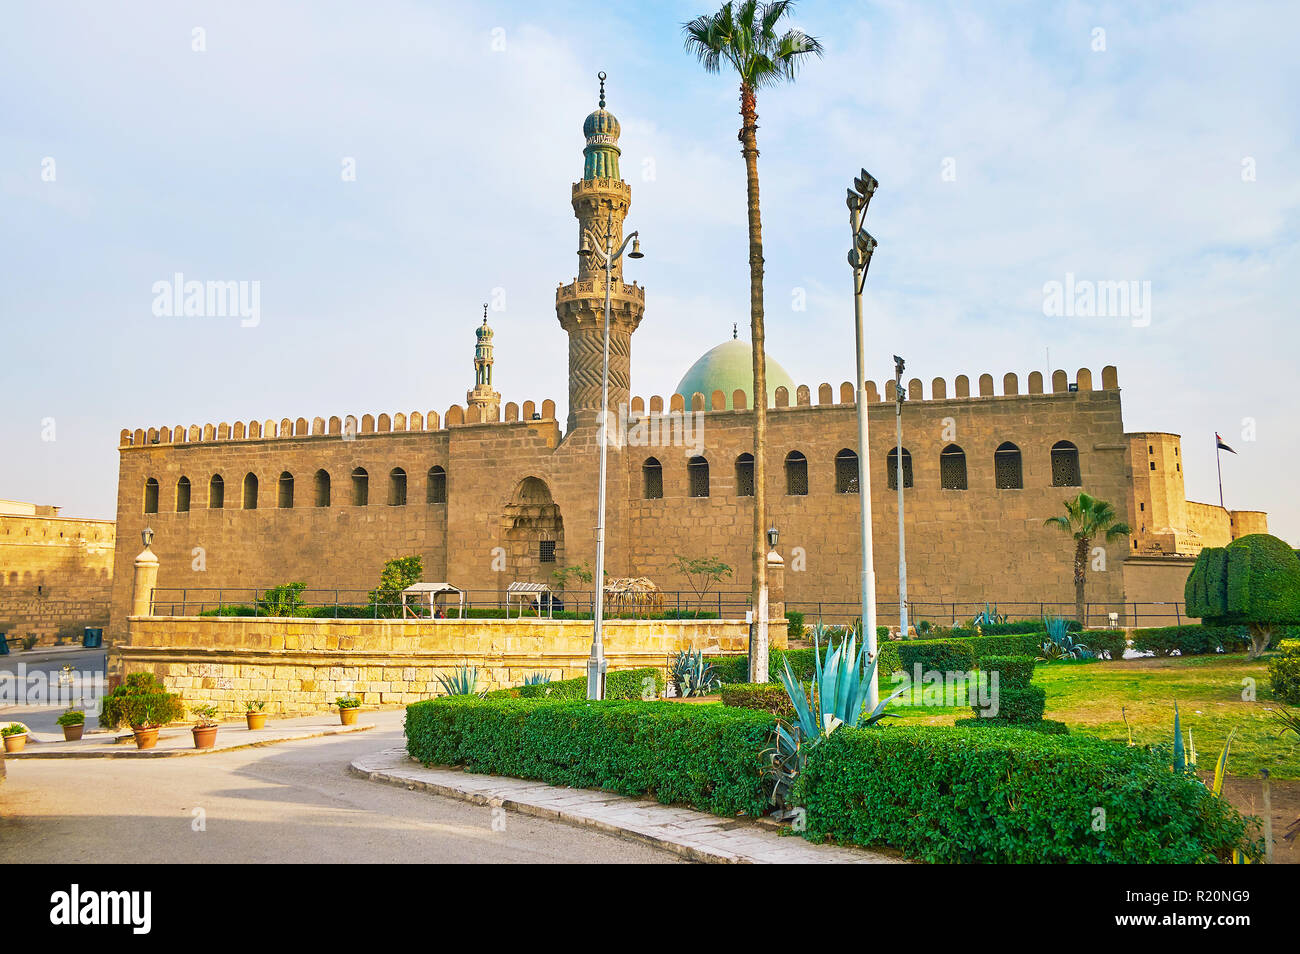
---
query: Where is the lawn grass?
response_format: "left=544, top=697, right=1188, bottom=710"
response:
left=878, top=653, right=1299, bottom=779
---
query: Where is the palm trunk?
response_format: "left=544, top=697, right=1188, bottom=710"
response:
left=1074, top=536, right=1089, bottom=627
left=740, top=82, right=769, bottom=683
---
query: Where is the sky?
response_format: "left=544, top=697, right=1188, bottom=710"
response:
left=2, top=0, right=1297, bottom=541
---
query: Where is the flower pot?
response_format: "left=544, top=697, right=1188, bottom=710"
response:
left=246, top=711, right=268, bottom=731
left=132, top=726, right=160, bottom=749
left=192, top=725, right=219, bottom=749
left=3, top=733, right=27, bottom=753
left=62, top=723, right=84, bottom=742
left=339, top=706, right=359, bottom=725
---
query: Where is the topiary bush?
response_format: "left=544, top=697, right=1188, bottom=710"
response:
left=1270, top=644, right=1300, bottom=705
left=404, top=697, right=774, bottom=817
left=977, top=654, right=1035, bottom=688
left=719, top=682, right=796, bottom=718
left=1186, top=533, right=1300, bottom=657
left=793, top=726, right=1259, bottom=863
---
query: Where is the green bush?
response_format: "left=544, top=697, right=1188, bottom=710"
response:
left=977, top=655, right=1035, bottom=687
left=719, top=682, right=795, bottom=718
left=100, top=672, right=185, bottom=729
left=485, top=667, right=664, bottom=701
left=404, top=697, right=774, bottom=817
left=793, top=726, right=1258, bottom=863
left=1187, top=533, right=1300, bottom=627
left=954, top=717, right=1069, bottom=735
left=948, top=620, right=1080, bottom=637
left=707, top=654, right=752, bottom=684
left=878, top=639, right=976, bottom=677
left=1129, top=625, right=1262, bottom=656
left=1084, top=629, right=1127, bottom=660
left=1269, top=644, right=1300, bottom=705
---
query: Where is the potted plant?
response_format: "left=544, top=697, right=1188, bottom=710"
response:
left=244, top=699, right=268, bottom=730
left=191, top=705, right=220, bottom=749
left=336, top=696, right=361, bottom=725
left=98, top=672, right=185, bottom=748
left=2, top=723, right=28, bottom=753
left=57, top=709, right=86, bottom=741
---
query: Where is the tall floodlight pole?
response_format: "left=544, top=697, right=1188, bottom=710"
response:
left=847, top=169, right=879, bottom=707
left=579, top=210, right=644, bottom=701
left=893, top=355, right=908, bottom=638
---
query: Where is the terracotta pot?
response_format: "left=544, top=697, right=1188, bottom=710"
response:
left=132, top=726, right=160, bottom=749
left=246, top=711, right=268, bottom=731
left=3, top=733, right=27, bottom=753
left=339, top=706, right=359, bottom=725
left=192, top=725, right=219, bottom=749
left=62, top=723, right=84, bottom=742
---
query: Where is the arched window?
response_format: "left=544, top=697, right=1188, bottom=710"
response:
left=278, top=472, right=294, bottom=508
left=885, top=448, right=913, bottom=490
left=687, top=456, right=709, bottom=498
left=208, top=474, right=224, bottom=509
left=175, top=476, right=191, bottom=513
left=1051, top=440, right=1081, bottom=487
left=643, top=457, right=663, bottom=499
left=427, top=466, right=446, bottom=504
left=735, top=453, right=755, bottom=497
left=242, top=473, right=258, bottom=510
left=785, top=451, right=808, bottom=496
left=351, top=468, right=368, bottom=506
left=940, top=444, right=967, bottom=490
left=994, top=442, right=1023, bottom=489
left=314, top=470, right=330, bottom=507
left=143, top=478, right=159, bottom=514
left=389, top=467, right=407, bottom=506
left=834, top=449, right=858, bottom=494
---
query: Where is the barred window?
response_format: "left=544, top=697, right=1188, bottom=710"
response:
left=314, top=470, right=331, bottom=507
left=143, top=478, right=159, bottom=514
left=208, top=474, right=224, bottom=509
left=539, top=540, right=556, bottom=563
left=176, top=476, right=191, bottom=513
left=785, top=451, right=808, bottom=496
left=427, top=466, right=446, bottom=504
left=939, top=444, right=967, bottom=490
left=834, top=449, right=859, bottom=494
left=688, top=456, right=710, bottom=498
left=351, top=467, right=368, bottom=506
left=735, top=453, right=755, bottom=496
left=994, top=442, right=1023, bottom=489
left=388, top=467, right=407, bottom=506
left=1051, top=440, right=1081, bottom=487
left=885, top=447, right=913, bottom=490
left=643, top=457, right=663, bottom=499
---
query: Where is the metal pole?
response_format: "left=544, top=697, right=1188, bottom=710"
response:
left=1216, top=441, right=1225, bottom=509
left=587, top=211, right=613, bottom=701
left=894, top=371, right=907, bottom=639
left=850, top=203, right=879, bottom=707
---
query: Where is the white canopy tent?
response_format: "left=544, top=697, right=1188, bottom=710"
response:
left=505, top=581, right=553, bottom=619
left=401, top=582, right=465, bottom=619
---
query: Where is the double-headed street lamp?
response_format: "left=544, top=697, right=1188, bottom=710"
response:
left=579, top=210, right=644, bottom=701
left=847, top=169, right=880, bottom=707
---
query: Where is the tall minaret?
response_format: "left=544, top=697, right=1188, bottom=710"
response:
left=556, top=72, right=646, bottom=432
left=467, top=304, right=501, bottom=421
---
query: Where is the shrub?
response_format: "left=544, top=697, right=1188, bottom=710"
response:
left=878, top=639, right=977, bottom=677
left=368, top=555, right=424, bottom=619
left=485, top=667, right=664, bottom=701
left=785, top=610, right=805, bottom=640
left=1085, top=629, right=1127, bottom=660
left=720, top=682, right=796, bottom=719
left=793, top=726, right=1259, bottom=863
left=978, top=654, right=1035, bottom=687
left=1186, top=533, right=1300, bottom=656
left=258, top=581, right=308, bottom=617
left=948, top=620, right=1080, bottom=638
left=706, top=654, right=752, bottom=685
left=1270, top=644, right=1300, bottom=705
left=954, top=717, right=1069, bottom=735
left=56, top=709, right=86, bottom=727
left=1130, top=625, right=1253, bottom=656
left=100, top=673, right=185, bottom=729
left=404, top=697, right=774, bottom=817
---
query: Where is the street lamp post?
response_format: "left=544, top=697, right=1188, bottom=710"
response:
left=579, top=210, right=643, bottom=701
left=893, top=355, right=908, bottom=639
left=847, top=169, right=879, bottom=707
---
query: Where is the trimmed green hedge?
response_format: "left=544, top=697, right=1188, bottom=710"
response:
left=1270, top=643, right=1300, bottom=704
left=1083, top=629, right=1127, bottom=660
left=954, top=717, right=1069, bottom=735
left=948, top=620, right=1079, bottom=637
left=977, top=655, right=1035, bottom=687
left=404, top=697, right=774, bottom=816
left=719, top=682, right=795, bottom=718
left=484, top=667, right=664, bottom=701
left=793, top=726, right=1258, bottom=863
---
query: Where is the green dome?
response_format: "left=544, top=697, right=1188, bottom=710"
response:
left=674, top=339, right=797, bottom=410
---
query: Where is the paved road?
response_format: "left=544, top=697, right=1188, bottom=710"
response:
left=1, top=648, right=107, bottom=734
left=0, top=712, right=679, bottom=864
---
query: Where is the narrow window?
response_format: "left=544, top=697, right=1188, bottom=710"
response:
left=427, top=466, right=447, bottom=504
left=643, top=457, right=663, bottom=499
left=389, top=467, right=407, bottom=506
left=314, top=470, right=331, bottom=507
left=1050, top=440, right=1081, bottom=487
left=994, top=442, right=1022, bottom=490
left=834, top=449, right=858, bottom=494
left=939, top=444, right=967, bottom=490
left=143, top=478, right=159, bottom=514
left=688, top=456, right=709, bottom=498
left=735, top=453, right=755, bottom=497
left=351, top=468, right=368, bottom=506
left=176, top=476, right=191, bottom=513
left=243, top=473, right=259, bottom=510
left=885, top=448, right=914, bottom=490
left=208, top=474, right=224, bottom=509
left=785, top=451, right=808, bottom=496
left=278, top=472, right=294, bottom=508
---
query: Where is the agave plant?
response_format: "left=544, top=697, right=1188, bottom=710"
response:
left=435, top=666, right=481, bottom=697
left=670, top=649, right=720, bottom=697
left=523, top=672, right=551, bottom=686
left=763, top=628, right=908, bottom=810
left=971, top=603, right=1007, bottom=628
left=1039, top=615, right=1092, bottom=660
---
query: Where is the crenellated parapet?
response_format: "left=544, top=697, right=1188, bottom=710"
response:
left=118, top=397, right=558, bottom=448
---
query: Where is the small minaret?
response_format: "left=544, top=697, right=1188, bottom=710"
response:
left=467, top=304, right=501, bottom=421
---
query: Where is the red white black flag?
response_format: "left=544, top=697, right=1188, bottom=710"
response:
left=1216, top=432, right=1237, bottom=454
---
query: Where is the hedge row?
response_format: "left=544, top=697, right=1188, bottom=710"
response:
left=484, top=667, right=664, bottom=701
left=404, top=697, right=773, bottom=817
left=718, top=682, right=795, bottom=719
left=1131, top=624, right=1295, bottom=657
left=1270, top=643, right=1300, bottom=704
left=793, top=726, right=1259, bottom=863
left=1081, top=629, right=1127, bottom=660
left=947, top=620, right=1081, bottom=637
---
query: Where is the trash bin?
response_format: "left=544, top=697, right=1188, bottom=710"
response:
left=83, top=627, right=103, bottom=649
left=0, top=632, right=8, bottom=656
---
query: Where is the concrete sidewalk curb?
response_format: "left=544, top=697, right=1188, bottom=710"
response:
left=350, top=747, right=903, bottom=865
left=7, top=723, right=375, bottom=759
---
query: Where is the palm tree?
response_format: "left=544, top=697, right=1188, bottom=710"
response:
left=1044, top=492, right=1132, bottom=627
left=683, top=1, right=822, bottom=683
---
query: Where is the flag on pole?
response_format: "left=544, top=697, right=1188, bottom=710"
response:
left=1216, top=432, right=1237, bottom=455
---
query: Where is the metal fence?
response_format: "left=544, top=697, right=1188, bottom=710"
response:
left=148, top=587, right=754, bottom=621
left=787, top=600, right=1191, bottom=630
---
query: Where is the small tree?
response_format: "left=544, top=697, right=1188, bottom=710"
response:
left=1186, top=533, right=1300, bottom=659
left=1043, top=492, right=1131, bottom=626
left=368, top=555, right=424, bottom=619
left=673, top=555, right=733, bottom=616
left=258, top=581, right=307, bottom=617
left=552, top=562, right=595, bottom=589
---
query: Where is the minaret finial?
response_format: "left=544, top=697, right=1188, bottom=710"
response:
left=598, top=71, right=606, bottom=109
left=733, top=322, right=738, bottom=340
left=483, top=303, right=489, bottom=323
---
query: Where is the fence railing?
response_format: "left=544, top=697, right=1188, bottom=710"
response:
left=786, top=600, right=1191, bottom=630
left=147, top=587, right=754, bottom=621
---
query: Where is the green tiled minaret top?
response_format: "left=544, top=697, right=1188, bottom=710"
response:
left=583, top=72, right=621, bottom=180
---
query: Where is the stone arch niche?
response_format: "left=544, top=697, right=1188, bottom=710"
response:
left=501, top=476, right=565, bottom=590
